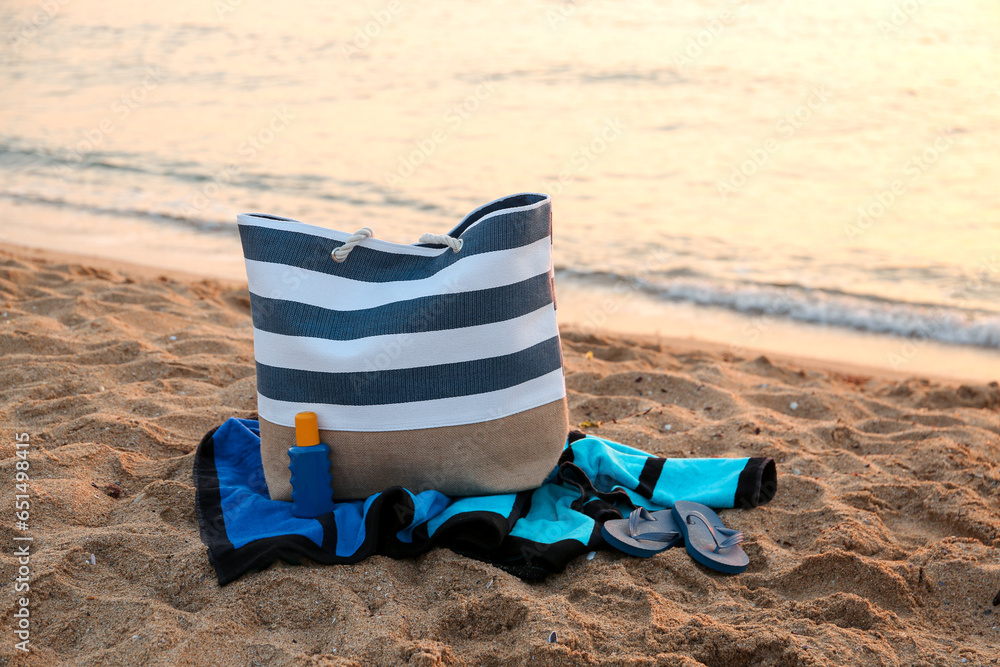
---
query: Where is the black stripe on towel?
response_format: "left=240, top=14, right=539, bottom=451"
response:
left=734, top=457, right=778, bottom=509
left=635, top=457, right=666, bottom=499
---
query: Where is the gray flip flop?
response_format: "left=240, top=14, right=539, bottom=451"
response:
left=601, top=507, right=683, bottom=557
left=671, top=501, right=749, bottom=574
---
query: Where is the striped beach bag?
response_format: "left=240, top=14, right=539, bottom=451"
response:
left=238, top=193, right=569, bottom=501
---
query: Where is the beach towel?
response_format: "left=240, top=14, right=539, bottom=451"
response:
left=194, top=418, right=777, bottom=585
left=238, top=192, right=568, bottom=502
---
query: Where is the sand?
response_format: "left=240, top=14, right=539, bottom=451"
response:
left=0, top=243, right=998, bottom=666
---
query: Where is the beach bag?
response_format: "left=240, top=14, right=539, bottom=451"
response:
left=238, top=193, right=569, bottom=501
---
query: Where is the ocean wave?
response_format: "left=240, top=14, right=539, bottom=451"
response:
left=0, top=191, right=236, bottom=234
left=556, top=268, right=1000, bottom=349
left=0, top=138, right=456, bottom=217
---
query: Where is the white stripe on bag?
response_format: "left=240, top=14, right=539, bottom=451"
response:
left=244, top=236, right=552, bottom=311
left=256, top=368, right=567, bottom=432
left=252, top=304, right=559, bottom=373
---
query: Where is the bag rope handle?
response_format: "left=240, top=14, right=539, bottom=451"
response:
left=418, top=233, right=464, bottom=253
left=331, top=228, right=463, bottom=262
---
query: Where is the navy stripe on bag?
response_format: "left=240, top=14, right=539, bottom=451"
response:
left=248, top=273, right=554, bottom=341
left=255, top=336, right=564, bottom=406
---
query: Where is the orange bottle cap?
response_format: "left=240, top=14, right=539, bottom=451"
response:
left=294, top=412, right=320, bottom=448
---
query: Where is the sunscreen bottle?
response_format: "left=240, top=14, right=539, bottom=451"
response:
left=288, top=412, right=335, bottom=518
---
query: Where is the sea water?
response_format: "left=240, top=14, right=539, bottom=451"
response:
left=1, top=0, right=997, bottom=380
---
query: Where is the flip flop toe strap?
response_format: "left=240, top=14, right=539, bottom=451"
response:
left=627, top=508, right=680, bottom=544
left=684, top=510, right=744, bottom=554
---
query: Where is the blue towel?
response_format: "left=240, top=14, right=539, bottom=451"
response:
left=194, top=418, right=777, bottom=584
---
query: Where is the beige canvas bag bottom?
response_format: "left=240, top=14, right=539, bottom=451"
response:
left=259, top=399, right=569, bottom=501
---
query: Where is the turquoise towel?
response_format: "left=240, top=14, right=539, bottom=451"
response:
left=194, top=419, right=776, bottom=584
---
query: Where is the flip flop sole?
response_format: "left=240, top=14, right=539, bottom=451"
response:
left=672, top=501, right=749, bottom=574
left=601, top=509, right=683, bottom=558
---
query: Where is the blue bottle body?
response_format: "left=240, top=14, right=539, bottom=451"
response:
left=288, top=444, right=335, bottom=518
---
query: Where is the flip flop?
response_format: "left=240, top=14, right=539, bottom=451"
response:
left=671, top=501, right=749, bottom=574
left=601, top=507, right=683, bottom=557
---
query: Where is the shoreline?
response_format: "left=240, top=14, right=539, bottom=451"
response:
left=2, top=240, right=995, bottom=387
